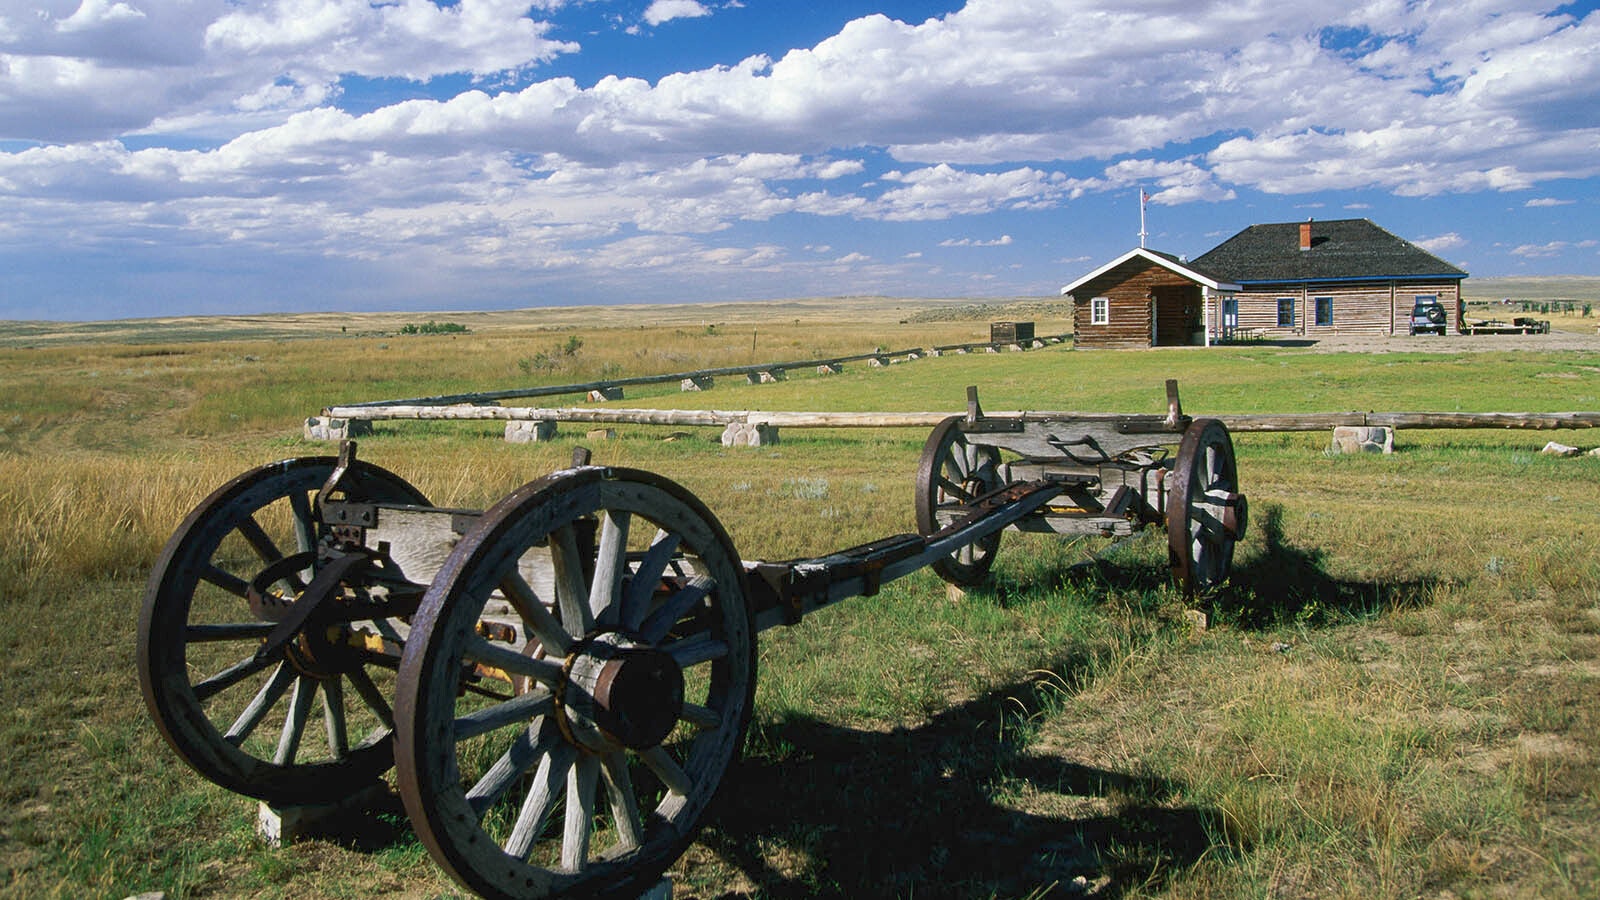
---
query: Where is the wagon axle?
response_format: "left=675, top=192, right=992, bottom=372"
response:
left=137, top=381, right=1245, bottom=900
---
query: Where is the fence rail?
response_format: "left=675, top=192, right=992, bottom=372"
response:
left=336, top=347, right=930, bottom=409
left=319, top=405, right=1600, bottom=434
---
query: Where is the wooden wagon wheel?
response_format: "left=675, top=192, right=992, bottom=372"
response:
left=137, top=456, right=429, bottom=804
left=1166, top=419, right=1248, bottom=594
left=916, top=416, right=1005, bottom=585
left=394, top=466, right=755, bottom=900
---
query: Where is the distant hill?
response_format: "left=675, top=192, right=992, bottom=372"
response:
left=1465, top=275, right=1600, bottom=304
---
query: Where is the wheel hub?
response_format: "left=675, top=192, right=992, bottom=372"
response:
left=560, top=631, right=685, bottom=753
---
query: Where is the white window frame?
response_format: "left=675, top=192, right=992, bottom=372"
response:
left=1090, top=296, right=1109, bottom=325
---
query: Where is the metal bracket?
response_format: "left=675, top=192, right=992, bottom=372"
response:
left=960, top=385, right=1023, bottom=433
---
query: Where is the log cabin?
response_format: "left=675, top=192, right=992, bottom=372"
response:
left=1061, top=218, right=1469, bottom=348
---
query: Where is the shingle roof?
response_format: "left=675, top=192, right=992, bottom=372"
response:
left=1190, top=218, right=1468, bottom=284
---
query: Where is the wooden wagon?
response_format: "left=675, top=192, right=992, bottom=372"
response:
left=137, top=381, right=1246, bottom=899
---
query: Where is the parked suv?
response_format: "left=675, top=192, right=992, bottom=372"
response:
left=1409, top=298, right=1448, bottom=335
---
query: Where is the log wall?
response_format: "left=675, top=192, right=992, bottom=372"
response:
left=1234, top=278, right=1464, bottom=337
left=1071, top=260, right=1201, bottom=349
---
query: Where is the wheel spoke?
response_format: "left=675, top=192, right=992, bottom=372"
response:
left=274, top=676, right=319, bottom=765
left=638, top=746, right=692, bottom=797
left=346, top=666, right=395, bottom=730
left=590, top=510, right=631, bottom=626
left=599, top=752, right=644, bottom=853
left=937, top=475, right=973, bottom=503
left=664, top=635, right=727, bottom=668
left=186, top=621, right=275, bottom=642
left=549, top=524, right=593, bottom=636
left=466, top=720, right=548, bottom=816
left=466, top=635, right=566, bottom=687
left=500, top=571, right=571, bottom=657
left=322, top=678, right=350, bottom=757
left=236, top=514, right=285, bottom=566
left=288, top=488, right=316, bottom=555
left=199, top=563, right=251, bottom=600
left=622, top=530, right=680, bottom=631
left=453, top=689, right=555, bottom=742
left=225, top=662, right=296, bottom=746
left=193, top=650, right=278, bottom=702
left=237, top=515, right=306, bottom=595
left=563, top=754, right=600, bottom=871
left=639, top=575, right=712, bottom=645
left=505, top=736, right=578, bottom=860
left=679, top=702, right=722, bottom=731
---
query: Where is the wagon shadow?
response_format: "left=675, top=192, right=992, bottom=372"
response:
left=1032, top=502, right=1436, bottom=629
left=697, top=669, right=1227, bottom=899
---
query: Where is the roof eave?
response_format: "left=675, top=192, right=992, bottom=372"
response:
left=1060, top=247, right=1241, bottom=296
left=1232, top=273, right=1469, bottom=286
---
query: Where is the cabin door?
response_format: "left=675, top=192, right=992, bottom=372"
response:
left=1152, top=285, right=1202, bottom=346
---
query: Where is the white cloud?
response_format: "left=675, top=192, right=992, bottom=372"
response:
left=1511, top=239, right=1599, bottom=258
left=1525, top=197, right=1574, bottom=207
left=0, top=0, right=578, bottom=141
left=1415, top=232, right=1466, bottom=253
left=643, top=1, right=711, bottom=27
left=939, top=235, right=1013, bottom=247
left=4, top=0, right=1600, bottom=307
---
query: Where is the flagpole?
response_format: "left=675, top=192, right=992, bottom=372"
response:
left=1138, top=188, right=1148, bottom=248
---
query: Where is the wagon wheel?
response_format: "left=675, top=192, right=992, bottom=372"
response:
left=137, top=456, right=429, bottom=804
left=1166, top=419, right=1248, bottom=594
left=395, top=466, right=755, bottom=900
left=916, top=416, right=1005, bottom=585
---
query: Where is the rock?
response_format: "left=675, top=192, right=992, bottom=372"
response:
left=1331, top=425, right=1393, bottom=454
left=720, top=422, right=779, bottom=447
left=504, top=420, right=556, bottom=443
left=1541, top=441, right=1581, bottom=457
left=303, top=416, right=372, bottom=441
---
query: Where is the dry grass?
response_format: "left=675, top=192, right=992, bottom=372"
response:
left=1, top=295, right=1599, bottom=899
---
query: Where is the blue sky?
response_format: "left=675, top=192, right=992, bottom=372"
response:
left=2, top=0, right=1597, bottom=321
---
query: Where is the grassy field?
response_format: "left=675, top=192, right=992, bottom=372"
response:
left=1, top=296, right=1598, bottom=899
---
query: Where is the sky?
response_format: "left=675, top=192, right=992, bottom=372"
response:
left=1, top=0, right=1597, bottom=321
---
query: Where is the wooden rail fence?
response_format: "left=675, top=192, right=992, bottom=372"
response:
left=308, top=403, right=1600, bottom=448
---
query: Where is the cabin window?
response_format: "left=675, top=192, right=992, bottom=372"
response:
left=1276, top=298, right=1296, bottom=328
left=1091, top=297, right=1109, bottom=325
left=1314, top=296, right=1334, bottom=326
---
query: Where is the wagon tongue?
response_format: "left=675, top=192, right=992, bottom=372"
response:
left=745, top=478, right=1066, bottom=626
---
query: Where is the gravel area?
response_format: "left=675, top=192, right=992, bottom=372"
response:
left=1265, top=329, right=1600, bottom=354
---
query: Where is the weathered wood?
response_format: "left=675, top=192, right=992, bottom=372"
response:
left=324, top=405, right=738, bottom=426
left=335, top=348, right=925, bottom=409
left=322, top=405, right=1600, bottom=434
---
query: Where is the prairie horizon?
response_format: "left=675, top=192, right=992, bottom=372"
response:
left=3, top=275, right=1598, bottom=349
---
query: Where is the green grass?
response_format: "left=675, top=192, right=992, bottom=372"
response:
left=1, top=304, right=1599, bottom=898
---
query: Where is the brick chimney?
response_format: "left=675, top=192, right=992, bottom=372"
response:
left=1299, top=219, right=1313, bottom=251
